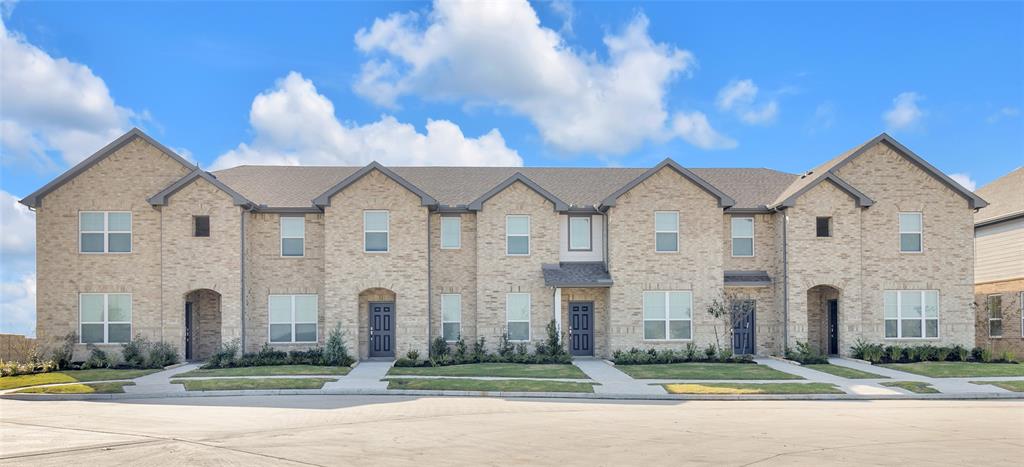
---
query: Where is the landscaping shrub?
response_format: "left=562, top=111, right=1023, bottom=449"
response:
left=430, top=336, right=449, bottom=359
left=497, top=333, right=514, bottom=359
left=885, top=345, right=904, bottom=363
left=51, top=332, right=77, bottom=370
left=205, top=339, right=240, bottom=368
left=148, top=341, right=180, bottom=368
left=1000, top=351, right=1016, bottom=363
left=471, top=337, right=487, bottom=362
left=324, top=325, right=355, bottom=366
left=83, top=345, right=111, bottom=369
left=121, top=335, right=149, bottom=368
left=953, top=345, right=970, bottom=362
left=784, top=341, right=828, bottom=365
left=453, top=338, right=469, bottom=363
left=684, top=342, right=699, bottom=361
left=935, top=346, right=953, bottom=362
left=974, top=347, right=993, bottom=363
left=850, top=339, right=884, bottom=363
left=611, top=346, right=753, bottom=365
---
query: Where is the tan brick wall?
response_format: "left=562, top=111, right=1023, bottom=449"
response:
left=475, top=182, right=560, bottom=351
left=429, top=213, right=478, bottom=345
left=723, top=213, right=777, bottom=273
left=607, top=167, right=725, bottom=353
left=186, top=289, right=221, bottom=359
left=975, top=279, right=1024, bottom=355
left=725, top=286, right=780, bottom=355
left=559, top=288, right=609, bottom=356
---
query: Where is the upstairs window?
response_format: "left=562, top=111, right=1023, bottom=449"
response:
left=364, top=211, right=390, bottom=253
left=280, top=216, right=305, bottom=257
left=899, top=212, right=923, bottom=253
left=193, top=215, right=210, bottom=237
left=731, top=217, right=754, bottom=257
left=80, top=211, right=131, bottom=253
left=440, top=216, right=461, bottom=249
left=506, top=215, right=530, bottom=255
left=816, top=216, right=832, bottom=237
left=655, top=211, right=679, bottom=252
left=988, top=295, right=1003, bottom=338
left=80, top=293, right=131, bottom=344
left=569, top=216, right=592, bottom=251
left=884, top=290, right=939, bottom=339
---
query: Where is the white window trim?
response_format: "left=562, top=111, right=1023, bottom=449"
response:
left=506, top=215, right=531, bottom=256
left=884, top=290, right=940, bottom=340
left=280, top=216, right=305, bottom=257
left=654, top=211, right=679, bottom=253
left=79, top=293, right=132, bottom=344
left=79, top=211, right=132, bottom=254
left=363, top=210, right=390, bottom=253
left=568, top=215, right=592, bottom=251
left=899, top=212, right=923, bottom=253
left=730, top=216, right=755, bottom=257
left=505, top=293, right=531, bottom=341
left=988, top=294, right=1003, bottom=338
left=441, top=293, right=462, bottom=342
left=440, top=215, right=461, bottom=250
left=268, top=294, right=318, bottom=344
left=642, top=291, right=693, bottom=341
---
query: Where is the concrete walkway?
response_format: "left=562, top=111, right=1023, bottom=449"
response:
left=754, top=358, right=903, bottom=396
left=122, top=362, right=202, bottom=395
left=572, top=358, right=666, bottom=394
left=827, top=357, right=1016, bottom=394
left=322, top=360, right=392, bottom=391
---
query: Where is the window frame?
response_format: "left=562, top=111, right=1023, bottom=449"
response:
left=193, top=215, right=210, bottom=238
left=988, top=294, right=1003, bottom=338
left=884, top=290, right=940, bottom=340
left=505, top=292, right=531, bottom=342
left=363, top=210, right=390, bottom=253
left=441, top=293, right=462, bottom=342
left=279, top=215, right=305, bottom=257
left=730, top=216, right=754, bottom=257
left=567, top=215, right=593, bottom=252
left=654, top=211, right=679, bottom=253
left=642, top=290, right=693, bottom=341
left=79, top=211, right=132, bottom=254
left=267, top=294, right=319, bottom=344
left=506, top=215, right=531, bottom=256
left=79, top=293, right=132, bottom=344
left=898, top=212, right=923, bottom=253
left=440, top=215, right=461, bottom=250
left=816, top=216, right=832, bottom=238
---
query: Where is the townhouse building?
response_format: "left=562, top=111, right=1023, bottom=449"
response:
left=973, top=168, right=1024, bottom=354
left=20, top=129, right=986, bottom=360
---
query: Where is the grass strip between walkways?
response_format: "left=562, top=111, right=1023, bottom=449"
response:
left=388, top=363, right=588, bottom=379
left=176, top=365, right=351, bottom=377
left=661, top=382, right=842, bottom=395
left=879, top=362, right=1024, bottom=378
left=387, top=377, right=597, bottom=393
left=171, top=378, right=336, bottom=391
left=14, top=381, right=135, bottom=394
left=803, top=364, right=887, bottom=379
left=616, top=363, right=802, bottom=380
left=0, top=369, right=160, bottom=390
left=880, top=381, right=940, bottom=394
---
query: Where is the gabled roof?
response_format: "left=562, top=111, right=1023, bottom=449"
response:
left=600, top=158, right=736, bottom=209
left=974, top=167, right=1024, bottom=227
left=773, top=172, right=874, bottom=208
left=771, top=133, right=988, bottom=209
left=19, top=128, right=197, bottom=208
left=147, top=169, right=253, bottom=207
left=312, top=161, right=437, bottom=207
left=467, top=172, right=569, bottom=211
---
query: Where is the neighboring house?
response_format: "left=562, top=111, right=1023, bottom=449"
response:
left=19, top=129, right=986, bottom=360
left=973, top=168, right=1024, bottom=355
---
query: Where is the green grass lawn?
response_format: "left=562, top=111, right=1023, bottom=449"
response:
left=387, top=363, right=587, bottom=379
left=661, top=382, right=842, bottom=394
left=14, top=381, right=135, bottom=394
left=171, top=378, right=336, bottom=391
left=386, top=377, right=596, bottom=393
left=880, top=381, right=940, bottom=394
left=0, top=369, right=160, bottom=390
left=804, top=364, right=887, bottom=379
left=615, top=363, right=802, bottom=380
left=970, top=380, right=1024, bottom=392
left=880, top=362, right=1024, bottom=378
left=176, top=365, right=351, bottom=378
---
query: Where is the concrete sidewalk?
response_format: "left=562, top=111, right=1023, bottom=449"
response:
left=754, top=357, right=902, bottom=396
left=122, top=362, right=202, bottom=395
left=322, top=360, right=392, bottom=391
left=826, top=358, right=1016, bottom=394
left=572, top=358, right=666, bottom=394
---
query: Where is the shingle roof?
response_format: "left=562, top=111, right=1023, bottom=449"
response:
left=212, top=165, right=797, bottom=210
left=724, top=270, right=772, bottom=287
left=974, top=167, right=1024, bottom=226
left=542, top=262, right=613, bottom=288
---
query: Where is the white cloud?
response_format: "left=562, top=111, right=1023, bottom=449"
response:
left=883, top=92, right=925, bottom=131
left=549, top=0, right=575, bottom=34
left=716, top=79, right=778, bottom=125
left=986, top=107, right=1020, bottom=124
left=671, top=112, right=737, bottom=150
left=0, top=17, right=135, bottom=171
left=353, top=0, right=731, bottom=154
left=0, top=190, right=36, bottom=337
left=211, top=72, right=523, bottom=170
left=0, top=274, right=35, bottom=337
left=949, top=173, right=977, bottom=192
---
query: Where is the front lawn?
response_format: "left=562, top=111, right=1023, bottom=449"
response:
left=0, top=369, right=160, bottom=390
left=661, top=383, right=842, bottom=394
left=171, top=378, right=336, bottom=391
left=615, top=363, right=802, bottom=380
left=880, top=362, right=1024, bottom=378
left=388, top=363, right=587, bottom=379
left=386, top=378, right=596, bottom=393
left=880, top=381, right=939, bottom=394
left=176, top=365, right=350, bottom=378
left=804, top=364, right=887, bottom=379
left=14, top=381, right=135, bottom=394
left=970, top=380, right=1024, bottom=392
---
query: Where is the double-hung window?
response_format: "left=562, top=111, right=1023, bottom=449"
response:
left=731, top=217, right=754, bottom=257
left=899, top=212, right=923, bottom=253
left=643, top=291, right=692, bottom=340
left=506, top=215, right=530, bottom=255
left=988, top=295, right=1003, bottom=338
left=80, top=211, right=131, bottom=253
left=80, top=293, right=131, bottom=343
left=269, top=294, right=318, bottom=343
left=441, top=294, right=462, bottom=342
left=506, top=293, right=531, bottom=341
left=884, top=290, right=939, bottom=339
left=280, top=216, right=305, bottom=257
left=364, top=210, right=390, bottom=252
left=568, top=216, right=592, bottom=251
left=655, top=211, right=678, bottom=252
left=441, top=216, right=461, bottom=249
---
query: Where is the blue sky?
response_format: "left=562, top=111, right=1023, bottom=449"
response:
left=1, top=1, right=1022, bottom=335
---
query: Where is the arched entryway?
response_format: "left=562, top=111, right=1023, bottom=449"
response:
left=185, top=289, right=222, bottom=361
left=359, top=288, right=396, bottom=359
left=807, top=285, right=841, bottom=355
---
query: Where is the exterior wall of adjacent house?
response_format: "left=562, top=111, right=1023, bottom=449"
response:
left=974, top=217, right=1024, bottom=355
left=429, top=212, right=478, bottom=345
left=974, top=279, right=1024, bottom=356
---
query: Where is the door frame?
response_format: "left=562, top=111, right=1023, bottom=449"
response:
left=368, top=301, right=396, bottom=358
left=827, top=299, right=839, bottom=355
left=731, top=299, right=756, bottom=355
left=568, top=301, right=594, bottom=356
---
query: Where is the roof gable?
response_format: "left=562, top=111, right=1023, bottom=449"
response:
left=312, top=162, right=437, bottom=207
left=147, top=169, right=253, bottom=207
left=467, top=172, right=569, bottom=211
left=774, top=172, right=874, bottom=208
left=600, top=158, right=736, bottom=208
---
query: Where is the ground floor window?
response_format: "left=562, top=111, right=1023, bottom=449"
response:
left=643, top=291, right=692, bottom=340
left=80, top=293, right=132, bottom=344
left=441, top=294, right=461, bottom=342
left=987, top=295, right=1003, bottom=337
left=506, top=293, right=530, bottom=341
left=269, top=294, right=318, bottom=343
left=884, top=290, right=938, bottom=339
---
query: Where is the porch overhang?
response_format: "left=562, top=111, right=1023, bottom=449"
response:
left=542, top=262, right=613, bottom=288
left=724, top=270, right=772, bottom=287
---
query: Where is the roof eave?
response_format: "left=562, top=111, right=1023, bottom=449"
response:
left=147, top=169, right=254, bottom=207
left=600, top=158, right=736, bottom=210
left=312, top=161, right=437, bottom=208
left=467, top=172, right=569, bottom=211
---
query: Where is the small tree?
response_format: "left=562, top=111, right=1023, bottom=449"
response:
left=705, top=297, right=730, bottom=352
left=324, top=324, right=354, bottom=366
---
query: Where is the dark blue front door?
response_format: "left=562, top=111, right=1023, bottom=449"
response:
left=369, top=302, right=394, bottom=357
left=731, top=300, right=756, bottom=355
left=569, top=302, right=593, bottom=356
left=184, top=302, right=193, bottom=360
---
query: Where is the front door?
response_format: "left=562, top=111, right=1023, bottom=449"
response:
left=569, top=302, right=593, bottom=356
left=731, top=299, right=756, bottom=355
left=369, top=302, right=395, bottom=357
left=184, top=302, right=193, bottom=361
left=827, top=299, right=839, bottom=355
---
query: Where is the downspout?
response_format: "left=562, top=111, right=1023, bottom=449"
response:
left=426, top=209, right=432, bottom=349
left=781, top=210, right=789, bottom=353
left=240, top=206, right=248, bottom=352
left=159, top=207, right=164, bottom=343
